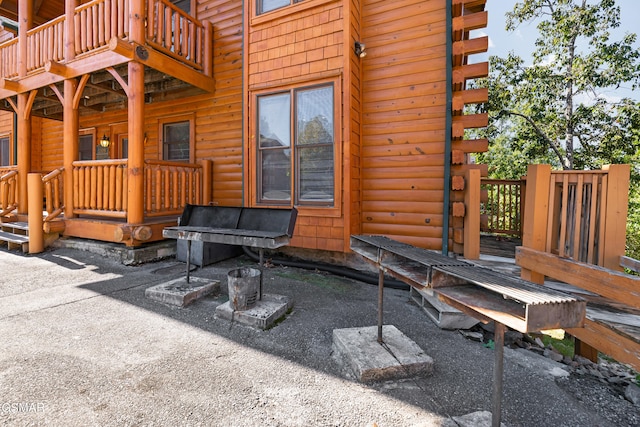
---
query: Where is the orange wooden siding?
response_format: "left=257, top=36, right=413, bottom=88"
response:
left=360, top=0, right=447, bottom=250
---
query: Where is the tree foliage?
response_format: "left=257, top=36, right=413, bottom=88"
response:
left=476, top=0, right=640, bottom=181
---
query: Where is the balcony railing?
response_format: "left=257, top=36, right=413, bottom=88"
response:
left=0, top=167, right=18, bottom=215
left=72, top=159, right=128, bottom=218
left=144, top=160, right=203, bottom=217
left=0, top=0, right=211, bottom=80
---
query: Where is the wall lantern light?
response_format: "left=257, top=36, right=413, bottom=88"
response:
left=355, top=41, right=366, bottom=58
left=99, top=134, right=110, bottom=148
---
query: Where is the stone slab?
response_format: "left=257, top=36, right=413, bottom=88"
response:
left=410, top=287, right=479, bottom=330
left=332, top=325, right=434, bottom=382
left=145, top=276, right=219, bottom=307
left=215, top=293, right=293, bottom=330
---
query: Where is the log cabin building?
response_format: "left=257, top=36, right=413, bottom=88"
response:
left=0, top=0, right=488, bottom=257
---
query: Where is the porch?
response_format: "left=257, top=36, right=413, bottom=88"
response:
left=0, top=0, right=215, bottom=248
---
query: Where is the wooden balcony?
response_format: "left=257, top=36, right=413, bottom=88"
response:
left=0, top=0, right=214, bottom=119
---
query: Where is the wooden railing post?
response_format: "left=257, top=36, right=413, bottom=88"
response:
left=520, top=164, right=551, bottom=284
left=464, top=168, right=480, bottom=259
left=27, top=173, right=44, bottom=254
left=202, top=159, right=213, bottom=205
left=602, top=164, right=630, bottom=271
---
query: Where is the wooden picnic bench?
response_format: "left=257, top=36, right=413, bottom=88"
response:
left=350, top=234, right=586, bottom=427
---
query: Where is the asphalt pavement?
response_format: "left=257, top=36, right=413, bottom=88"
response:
left=0, top=244, right=631, bottom=426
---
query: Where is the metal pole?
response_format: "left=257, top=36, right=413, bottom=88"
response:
left=492, top=322, right=506, bottom=427
left=377, top=269, right=384, bottom=343
left=186, top=240, right=191, bottom=284
left=258, top=248, right=264, bottom=301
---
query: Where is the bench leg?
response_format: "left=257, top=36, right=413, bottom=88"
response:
left=186, top=240, right=192, bottom=284
left=492, top=322, right=505, bottom=427
left=377, top=269, right=384, bottom=343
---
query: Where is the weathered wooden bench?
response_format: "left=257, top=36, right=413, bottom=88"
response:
left=350, top=234, right=586, bottom=427
left=163, top=205, right=298, bottom=291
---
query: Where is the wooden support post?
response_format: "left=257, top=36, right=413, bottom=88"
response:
left=127, top=61, right=145, bottom=224
left=464, top=169, right=480, bottom=259
left=520, top=165, right=551, bottom=284
left=16, top=93, right=30, bottom=214
left=601, top=164, right=630, bottom=271
left=63, top=79, right=79, bottom=219
left=27, top=173, right=44, bottom=254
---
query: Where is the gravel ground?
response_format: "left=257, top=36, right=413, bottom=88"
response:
left=0, top=245, right=638, bottom=426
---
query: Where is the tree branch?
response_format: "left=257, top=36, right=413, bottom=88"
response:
left=500, top=109, right=569, bottom=168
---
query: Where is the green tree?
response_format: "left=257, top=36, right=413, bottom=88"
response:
left=477, top=0, right=640, bottom=177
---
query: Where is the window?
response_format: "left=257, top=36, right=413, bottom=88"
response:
left=160, top=115, right=194, bottom=162
left=172, top=0, right=191, bottom=14
left=257, top=84, right=334, bottom=206
left=78, top=134, right=95, bottom=160
left=0, top=136, right=10, bottom=166
left=257, top=0, right=304, bottom=15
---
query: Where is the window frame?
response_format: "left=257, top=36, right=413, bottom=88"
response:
left=251, top=0, right=337, bottom=24
left=251, top=78, right=341, bottom=216
left=158, top=113, right=195, bottom=163
left=0, top=133, right=12, bottom=166
left=78, top=128, right=98, bottom=161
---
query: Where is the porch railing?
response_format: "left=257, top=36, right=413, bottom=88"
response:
left=480, top=178, right=525, bottom=237
left=0, top=167, right=18, bottom=215
left=144, top=160, right=203, bottom=217
left=72, top=159, right=128, bottom=218
left=42, top=168, right=65, bottom=222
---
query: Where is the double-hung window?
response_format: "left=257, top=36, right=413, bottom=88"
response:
left=257, top=83, right=335, bottom=206
left=0, top=136, right=10, bottom=166
left=160, top=115, right=194, bottom=162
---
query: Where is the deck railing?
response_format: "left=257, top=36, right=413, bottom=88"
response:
left=144, top=160, right=203, bottom=217
left=0, top=39, right=18, bottom=79
left=146, top=0, right=211, bottom=73
left=26, top=16, right=65, bottom=73
left=72, top=159, right=128, bottom=218
left=0, top=167, right=18, bottom=215
left=74, top=0, right=130, bottom=55
left=0, top=0, right=210, bottom=80
left=480, top=178, right=525, bottom=237
left=521, top=164, right=630, bottom=269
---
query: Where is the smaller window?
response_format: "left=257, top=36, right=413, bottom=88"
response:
left=172, top=0, right=191, bottom=14
left=161, top=117, right=193, bottom=162
left=257, top=0, right=304, bottom=15
left=0, top=136, right=10, bottom=166
left=78, top=134, right=95, bottom=160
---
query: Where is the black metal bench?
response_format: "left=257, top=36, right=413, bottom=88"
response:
left=350, top=234, right=586, bottom=427
left=163, top=205, right=298, bottom=288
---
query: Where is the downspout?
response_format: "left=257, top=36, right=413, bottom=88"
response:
left=442, top=0, right=452, bottom=255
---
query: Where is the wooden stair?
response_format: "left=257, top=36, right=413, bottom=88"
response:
left=0, top=221, right=29, bottom=252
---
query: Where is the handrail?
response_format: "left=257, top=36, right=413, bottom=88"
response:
left=146, top=0, right=207, bottom=71
left=0, top=169, right=18, bottom=216
left=144, top=159, right=202, bottom=217
left=43, top=167, right=65, bottom=222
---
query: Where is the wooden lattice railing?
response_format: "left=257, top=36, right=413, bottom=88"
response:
left=26, top=16, right=65, bottom=73
left=74, top=0, right=130, bottom=55
left=480, top=178, right=525, bottom=237
left=0, top=38, right=18, bottom=79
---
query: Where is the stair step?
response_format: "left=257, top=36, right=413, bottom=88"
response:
left=0, top=221, right=29, bottom=231
left=0, top=230, right=29, bottom=244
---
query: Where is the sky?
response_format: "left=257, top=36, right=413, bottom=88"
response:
left=474, top=0, right=640, bottom=101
